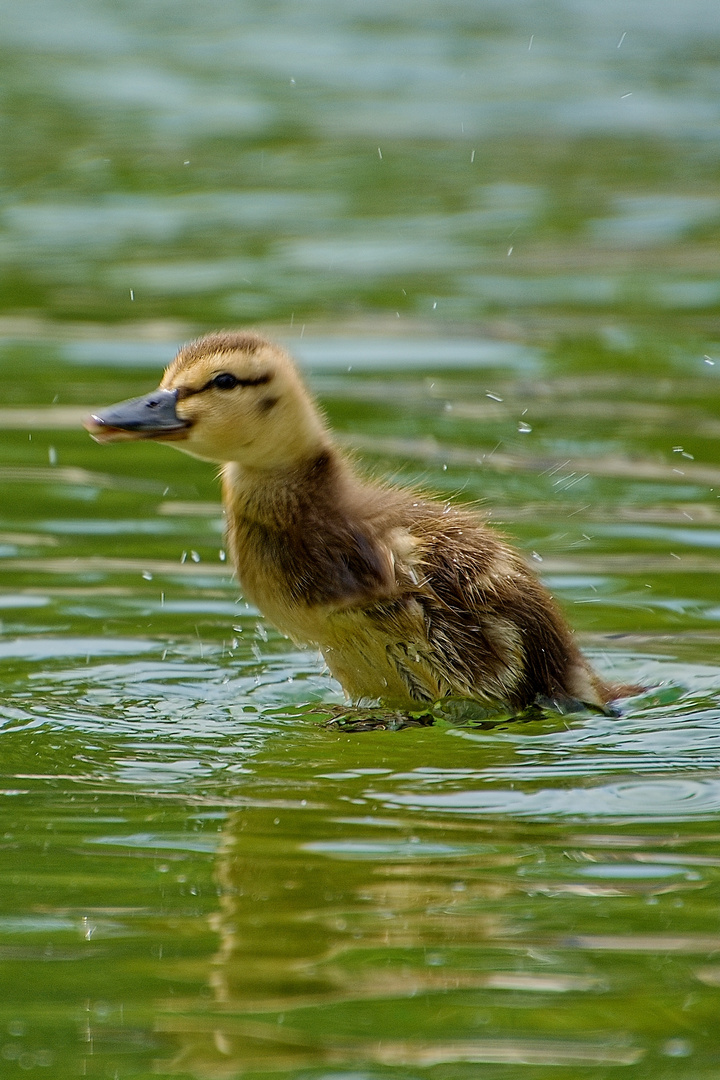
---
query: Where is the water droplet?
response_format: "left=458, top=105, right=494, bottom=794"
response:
left=662, top=1039, right=692, bottom=1058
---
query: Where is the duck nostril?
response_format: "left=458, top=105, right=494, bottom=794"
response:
left=147, top=399, right=159, bottom=408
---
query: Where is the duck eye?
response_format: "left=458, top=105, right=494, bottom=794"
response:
left=212, top=373, right=239, bottom=390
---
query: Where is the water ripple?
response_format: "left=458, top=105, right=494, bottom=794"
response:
left=371, top=777, right=720, bottom=821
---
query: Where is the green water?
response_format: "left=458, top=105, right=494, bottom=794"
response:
left=2, top=1, right=720, bottom=1077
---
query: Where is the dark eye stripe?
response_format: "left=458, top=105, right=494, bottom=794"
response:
left=207, top=372, right=271, bottom=391
left=176, top=373, right=272, bottom=399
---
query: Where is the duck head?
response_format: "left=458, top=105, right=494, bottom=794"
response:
left=84, top=331, right=329, bottom=469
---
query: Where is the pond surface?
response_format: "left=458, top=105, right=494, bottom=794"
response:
left=2, top=331, right=720, bottom=1079
left=2, top=1, right=720, bottom=1078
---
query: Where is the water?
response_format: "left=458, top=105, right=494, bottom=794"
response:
left=2, top=1, right=720, bottom=1077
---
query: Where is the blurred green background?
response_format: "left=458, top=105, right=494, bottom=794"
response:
left=2, top=0, right=720, bottom=333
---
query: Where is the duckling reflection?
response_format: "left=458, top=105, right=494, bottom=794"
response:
left=153, top=803, right=646, bottom=1075
left=85, top=330, right=624, bottom=716
left=154, top=803, right=514, bottom=1076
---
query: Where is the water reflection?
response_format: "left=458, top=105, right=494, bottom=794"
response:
left=152, top=788, right=720, bottom=1075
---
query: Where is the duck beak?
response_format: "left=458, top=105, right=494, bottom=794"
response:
left=84, top=388, right=190, bottom=443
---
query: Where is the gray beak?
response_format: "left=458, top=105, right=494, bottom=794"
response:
left=84, top=388, right=190, bottom=442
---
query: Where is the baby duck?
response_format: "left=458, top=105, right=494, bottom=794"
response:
left=85, top=330, right=617, bottom=715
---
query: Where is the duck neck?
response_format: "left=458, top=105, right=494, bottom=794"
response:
left=221, top=445, right=352, bottom=531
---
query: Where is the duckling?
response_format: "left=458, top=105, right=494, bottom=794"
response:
left=85, top=330, right=619, bottom=715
